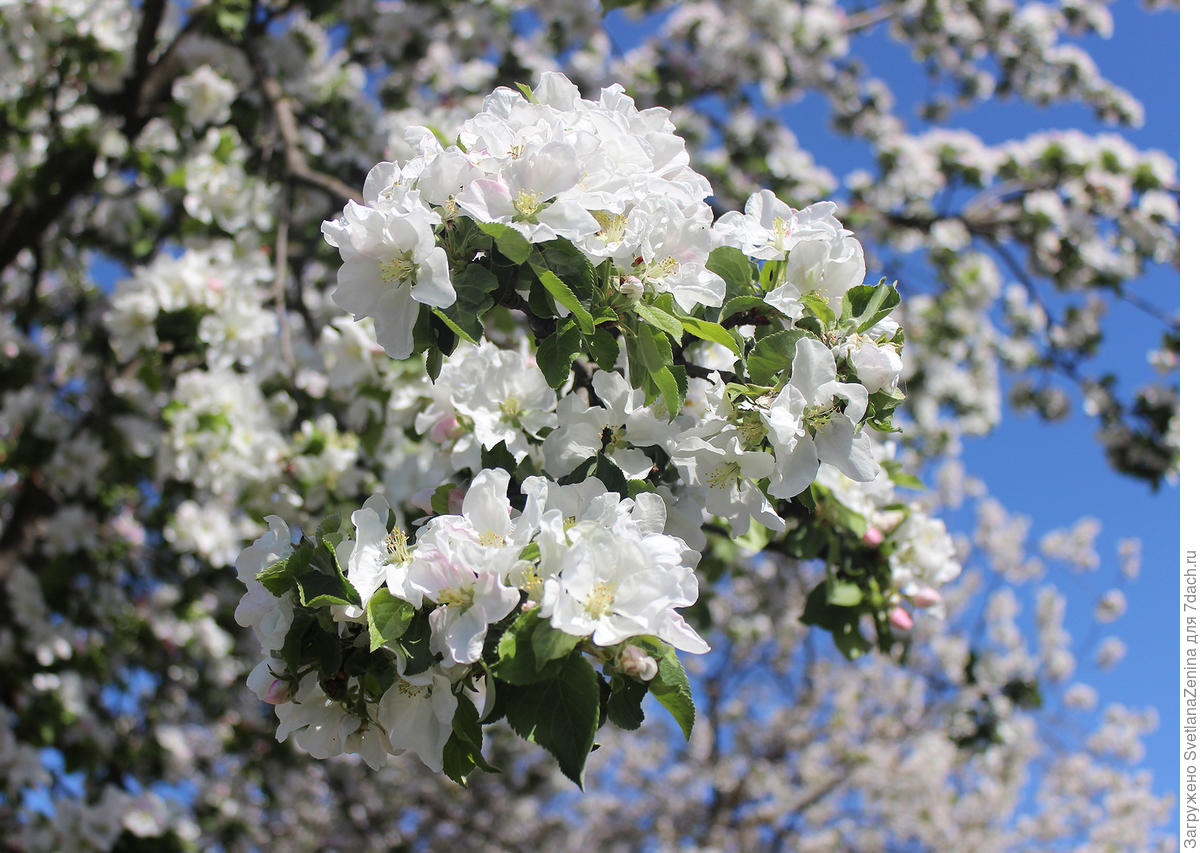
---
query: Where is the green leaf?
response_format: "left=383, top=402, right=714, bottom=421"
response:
left=505, top=652, right=601, bottom=787
left=536, top=239, right=596, bottom=293
left=719, top=295, right=770, bottom=322
left=733, top=519, right=771, bottom=554
left=833, top=618, right=871, bottom=660
left=746, top=329, right=807, bottom=385
left=585, top=328, right=619, bottom=370
left=827, top=580, right=864, bottom=607
left=295, top=569, right=356, bottom=609
left=882, top=460, right=924, bottom=490
left=477, top=221, right=532, bottom=264
left=783, top=523, right=828, bottom=560
left=392, top=615, right=435, bottom=676
left=801, top=293, right=836, bottom=329
left=530, top=262, right=594, bottom=334
left=532, top=619, right=580, bottom=670
left=256, top=543, right=311, bottom=596
left=842, top=281, right=901, bottom=333
left=425, top=345, right=443, bottom=381
left=801, top=581, right=837, bottom=630
left=367, top=589, right=415, bottom=652
left=645, top=645, right=695, bottom=740
left=536, top=322, right=582, bottom=388
left=633, top=301, right=684, bottom=343
left=434, top=265, right=500, bottom=343
left=705, top=246, right=755, bottom=294
left=442, top=694, right=498, bottom=785
left=635, top=323, right=681, bottom=419
left=678, top=314, right=740, bottom=354
left=605, top=674, right=648, bottom=731
left=430, top=482, right=457, bottom=515
left=285, top=616, right=342, bottom=677
left=481, top=441, right=518, bottom=474
left=514, top=82, right=535, bottom=101
left=494, top=610, right=569, bottom=685
left=760, top=259, right=786, bottom=290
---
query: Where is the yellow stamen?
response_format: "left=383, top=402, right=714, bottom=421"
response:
left=379, top=251, right=417, bottom=285
left=583, top=581, right=615, bottom=619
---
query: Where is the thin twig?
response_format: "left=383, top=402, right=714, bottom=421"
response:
left=843, top=2, right=902, bottom=33
left=256, top=70, right=363, bottom=204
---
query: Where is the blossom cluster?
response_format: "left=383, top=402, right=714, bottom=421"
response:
left=236, top=73, right=950, bottom=782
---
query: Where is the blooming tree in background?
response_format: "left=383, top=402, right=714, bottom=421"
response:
left=0, top=0, right=1178, bottom=850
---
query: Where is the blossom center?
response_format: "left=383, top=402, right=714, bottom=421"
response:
left=392, top=678, right=431, bottom=699
left=478, top=529, right=505, bottom=547
left=519, top=565, right=544, bottom=597
left=437, top=586, right=475, bottom=609
left=379, top=250, right=417, bottom=285
left=385, top=528, right=412, bottom=566
left=705, top=461, right=741, bottom=490
left=513, top=189, right=545, bottom=220
left=593, top=211, right=627, bottom=244
left=583, top=581, right=615, bottom=618
left=644, top=256, right=679, bottom=280
left=802, top=402, right=838, bottom=433
left=771, top=216, right=791, bottom=249
left=500, top=396, right=523, bottom=424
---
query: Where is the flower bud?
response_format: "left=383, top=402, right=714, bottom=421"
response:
left=446, top=486, right=466, bottom=515
left=263, top=678, right=292, bottom=705
left=617, top=644, right=659, bottom=682
left=909, top=585, right=942, bottom=609
left=888, top=607, right=914, bottom=631
left=430, top=414, right=462, bottom=444
left=862, top=526, right=884, bottom=547
left=618, top=275, right=644, bottom=301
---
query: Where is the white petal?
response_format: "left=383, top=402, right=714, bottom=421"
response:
left=789, top=336, right=837, bottom=400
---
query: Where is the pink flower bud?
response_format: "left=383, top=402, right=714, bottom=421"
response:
left=617, top=644, right=659, bottom=682
left=862, top=527, right=884, bottom=547
left=888, top=607, right=914, bottom=631
left=446, top=486, right=466, bottom=515
left=521, top=599, right=538, bottom=612
left=430, top=414, right=462, bottom=444
left=909, top=586, right=942, bottom=609
left=263, top=679, right=291, bottom=705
